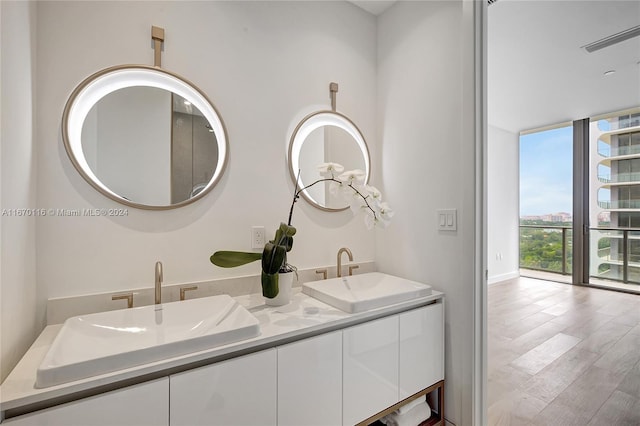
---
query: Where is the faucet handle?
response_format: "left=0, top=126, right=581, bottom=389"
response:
left=348, top=265, right=359, bottom=276
left=315, top=269, right=328, bottom=280
left=112, top=292, right=134, bottom=308
left=180, top=285, right=198, bottom=301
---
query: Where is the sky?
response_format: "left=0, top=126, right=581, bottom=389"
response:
left=519, top=125, right=573, bottom=216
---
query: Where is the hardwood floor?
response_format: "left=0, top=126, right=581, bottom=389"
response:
left=488, top=277, right=640, bottom=426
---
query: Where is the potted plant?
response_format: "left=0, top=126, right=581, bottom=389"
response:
left=210, top=163, right=393, bottom=303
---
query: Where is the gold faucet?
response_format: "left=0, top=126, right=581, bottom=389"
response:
left=337, top=247, right=354, bottom=278
left=155, top=261, right=163, bottom=304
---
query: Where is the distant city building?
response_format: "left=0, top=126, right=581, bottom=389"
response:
left=521, top=212, right=572, bottom=222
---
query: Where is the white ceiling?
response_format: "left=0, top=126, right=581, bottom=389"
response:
left=489, top=0, right=640, bottom=133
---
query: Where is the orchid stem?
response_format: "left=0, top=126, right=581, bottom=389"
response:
left=287, top=174, right=377, bottom=226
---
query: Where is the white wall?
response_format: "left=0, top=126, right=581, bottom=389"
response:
left=487, top=125, right=519, bottom=284
left=376, top=2, right=477, bottom=425
left=0, top=1, right=39, bottom=383
left=35, top=1, right=377, bottom=299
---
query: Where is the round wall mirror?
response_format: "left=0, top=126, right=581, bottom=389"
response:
left=62, top=65, right=228, bottom=210
left=288, top=111, right=370, bottom=211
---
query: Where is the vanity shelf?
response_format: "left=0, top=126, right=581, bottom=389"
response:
left=360, top=380, right=445, bottom=426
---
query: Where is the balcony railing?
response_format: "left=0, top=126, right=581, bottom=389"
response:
left=598, top=145, right=640, bottom=158
left=598, top=200, right=640, bottom=209
left=590, top=227, right=640, bottom=284
left=520, top=225, right=640, bottom=285
left=519, top=225, right=572, bottom=275
left=613, top=145, right=640, bottom=157
left=608, top=117, right=640, bottom=131
left=596, top=172, right=640, bottom=184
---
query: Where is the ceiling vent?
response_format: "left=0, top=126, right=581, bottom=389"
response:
left=582, top=25, right=640, bottom=53
left=488, top=0, right=498, bottom=5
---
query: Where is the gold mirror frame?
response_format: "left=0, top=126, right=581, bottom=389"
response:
left=288, top=110, right=371, bottom=212
left=62, top=64, right=229, bottom=210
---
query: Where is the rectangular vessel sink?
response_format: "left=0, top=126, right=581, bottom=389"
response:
left=302, top=272, right=432, bottom=313
left=36, top=294, right=259, bottom=388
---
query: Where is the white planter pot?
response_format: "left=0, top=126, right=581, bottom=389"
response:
left=265, top=272, right=294, bottom=306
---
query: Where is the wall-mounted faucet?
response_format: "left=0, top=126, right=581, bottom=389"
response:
left=315, top=269, right=328, bottom=280
left=180, top=285, right=198, bottom=301
left=336, top=247, right=359, bottom=277
left=155, top=261, right=163, bottom=304
left=112, top=292, right=134, bottom=309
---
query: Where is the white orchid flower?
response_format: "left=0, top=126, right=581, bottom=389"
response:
left=362, top=200, right=394, bottom=229
left=364, top=211, right=377, bottom=230
left=329, top=180, right=345, bottom=197
left=300, top=164, right=393, bottom=230
left=317, top=162, right=344, bottom=178
left=365, top=185, right=382, bottom=202
left=338, top=169, right=366, bottom=185
left=344, top=184, right=368, bottom=214
left=377, top=202, right=395, bottom=227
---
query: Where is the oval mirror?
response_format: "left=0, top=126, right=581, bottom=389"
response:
left=288, top=111, right=370, bottom=211
left=62, top=65, right=228, bottom=210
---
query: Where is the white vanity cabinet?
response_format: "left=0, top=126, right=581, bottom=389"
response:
left=0, top=296, right=445, bottom=426
left=343, top=302, right=445, bottom=425
left=2, top=378, right=168, bottom=426
left=399, top=303, right=444, bottom=399
left=343, top=315, right=399, bottom=425
left=169, top=349, right=277, bottom=426
left=277, top=331, right=342, bottom=426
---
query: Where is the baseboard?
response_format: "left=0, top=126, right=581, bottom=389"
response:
left=488, top=270, right=519, bottom=285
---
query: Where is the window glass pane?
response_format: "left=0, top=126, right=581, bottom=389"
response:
left=590, top=108, right=640, bottom=288
left=520, top=125, right=572, bottom=276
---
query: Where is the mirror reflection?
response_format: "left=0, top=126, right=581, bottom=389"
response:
left=63, top=65, right=227, bottom=210
left=298, top=125, right=366, bottom=209
left=81, top=88, right=218, bottom=205
left=289, top=111, right=370, bottom=211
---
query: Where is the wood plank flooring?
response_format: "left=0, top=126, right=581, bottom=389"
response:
left=488, top=277, right=640, bottom=426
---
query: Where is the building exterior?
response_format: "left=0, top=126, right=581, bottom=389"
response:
left=591, top=110, right=640, bottom=283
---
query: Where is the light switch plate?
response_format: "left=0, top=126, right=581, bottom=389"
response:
left=437, top=209, right=457, bottom=231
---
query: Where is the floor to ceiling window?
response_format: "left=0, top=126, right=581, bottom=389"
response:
left=589, top=109, right=640, bottom=292
left=519, top=125, right=573, bottom=276
left=520, top=108, right=640, bottom=294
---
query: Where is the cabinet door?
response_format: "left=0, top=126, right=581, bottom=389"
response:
left=3, top=378, right=168, bottom=426
left=399, top=302, right=445, bottom=399
left=277, top=331, right=342, bottom=426
left=343, top=315, right=399, bottom=425
left=170, top=349, right=276, bottom=426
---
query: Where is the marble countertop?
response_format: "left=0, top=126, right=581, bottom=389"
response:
left=0, top=288, right=443, bottom=415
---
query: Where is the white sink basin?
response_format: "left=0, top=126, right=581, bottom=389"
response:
left=36, top=294, right=260, bottom=388
left=302, top=272, right=432, bottom=313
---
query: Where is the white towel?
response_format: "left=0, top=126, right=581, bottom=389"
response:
left=380, top=400, right=432, bottom=426
left=396, top=397, right=426, bottom=415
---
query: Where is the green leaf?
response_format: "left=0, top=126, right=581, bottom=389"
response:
left=210, top=251, right=262, bottom=268
left=261, top=271, right=279, bottom=298
left=262, top=242, right=286, bottom=274
left=281, top=223, right=297, bottom=237
left=283, top=235, right=294, bottom=252
left=274, top=223, right=296, bottom=252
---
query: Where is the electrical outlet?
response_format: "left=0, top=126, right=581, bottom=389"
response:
left=251, top=226, right=265, bottom=249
